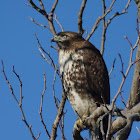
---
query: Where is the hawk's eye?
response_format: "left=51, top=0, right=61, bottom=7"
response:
left=62, top=35, right=67, bottom=40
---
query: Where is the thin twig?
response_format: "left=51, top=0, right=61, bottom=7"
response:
left=136, top=19, right=140, bottom=36
left=51, top=92, right=67, bottom=140
left=118, top=53, right=125, bottom=77
left=39, top=73, right=51, bottom=139
left=106, top=0, right=131, bottom=27
left=26, top=0, right=47, bottom=16
left=125, top=36, right=139, bottom=65
left=2, top=61, right=40, bottom=140
left=86, top=0, right=116, bottom=40
left=2, top=61, right=19, bottom=104
left=78, top=0, right=87, bottom=35
left=51, top=45, right=58, bottom=51
left=84, top=31, right=88, bottom=39
left=109, top=75, right=115, bottom=79
left=39, top=0, right=45, bottom=10
left=53, top=13, right=64, bottom=32
left=101, top=0, right=131, bottom=55
left=34, top=34, right=60, bottom=77
left=59, top=112, right=67, bottom=140
left=120, top=92, right=127, bottom=107
left=26, top=0, right=57, bottom=36
left=52, top=67, right=59, bottom=109
left=51, top=0, right=59, bottom=14
left=124, top=36, right=132, bottom=48
left=38, top=47, right=60, bottom=77
left=109, top=58, right=116, bottom=76
left=48, top=0, right=58, bottom=36
left=28, top=17, right=50, bottom=29
left=136, top=127, right=140, bottom=134
left=100, top=0, right=106, bottom=55
left=61, top=113, right=66, bottom=140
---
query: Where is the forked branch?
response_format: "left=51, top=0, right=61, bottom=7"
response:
left=78, top=0, right=87, bottom=35
left=34, top=34, right=60, bottom=77
left=34, top=33, right=67, bottom=140
left=101, top=0, right=131, bottom=55
left=106, top=36, right=140, bottom=140
left=86, top=0, right=116, bottom=41
left=39, top=73, right=51, bottom=139
left=109, top=58, right=116, bottom=76
left=26, top=0, right=59, bottom=36
left=2, top=60, right=40, bottom=140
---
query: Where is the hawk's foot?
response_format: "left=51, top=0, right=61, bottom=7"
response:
left=74, top=113, right=89, bottom=132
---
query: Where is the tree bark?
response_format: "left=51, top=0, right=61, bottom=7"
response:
left=127, top=0, right=140, bottom=109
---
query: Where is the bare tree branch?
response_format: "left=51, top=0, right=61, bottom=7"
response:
left=2, top=61, right=40, bottom=140
left=100, top=0, right=106, bottom=55
left=109, top=58, right=116, bottom=76
left=106, top=36, right=140, bottom=140
left=136, top=126, right=140, bottom=134
left=86, top=0, right=116, bottom=41
left=59, top=112, right=67, bottom=140
left=115, top=113, right=140, bottom=139
left=127, top=19, right=140, bottom=108
left=34, top=32, right=67, bottom=140
left=81, top=103, right=140, bottom=139
left=39, top=0, right=45, bottom=11
left=34, top=34, right=60, bottom=77
left=39, top=73, right=51, bottom=139
left=136, top=19, right=140, bottom=36
left=26, top=0, right=58, bottom=36
left=28, top=17, right=50, bottom=29
left=52, top=68, right=59, bottom=109
left=26, top=0, right=47, bottom=16
left=118, top=53, right=125, bottom=77
left=110, top=102, right=140, bottom=136
left=51, top=0, right=59, bottom=14
left=61, top=114, right=66, bottom=140
left=106, top=0, right=131, bottom=27
left=78, top=0, right=87, bottom=35
left=49, top=0, right=59, bottom=36
left=51, top=92, right=67, bottom=140
left=53, top=13, right=64, bottom=32
left=120, top=92, right=127, bottom=108
left=100, top=0, right=131, bottom=55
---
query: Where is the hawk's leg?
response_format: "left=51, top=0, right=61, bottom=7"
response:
left=73, top=113, right=90, bottom=140
left=74, top=114, right=88, bottom=131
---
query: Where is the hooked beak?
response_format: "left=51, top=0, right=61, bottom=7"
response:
left=51, top=35, right=59, bottom=42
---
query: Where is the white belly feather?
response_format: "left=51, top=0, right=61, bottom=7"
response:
left=59, top=50, right=97, bottom=117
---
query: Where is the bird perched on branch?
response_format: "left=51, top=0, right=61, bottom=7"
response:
left=52, top=31, right=110, bottom=140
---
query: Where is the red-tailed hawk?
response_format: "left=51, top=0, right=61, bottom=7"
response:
left=52, top=31, right=110, bottom=139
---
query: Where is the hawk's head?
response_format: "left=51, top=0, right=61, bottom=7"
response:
left=51, top=31, right=85, bottom=49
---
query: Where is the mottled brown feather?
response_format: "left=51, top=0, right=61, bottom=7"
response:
left=57, top=31, right=110, bottom=105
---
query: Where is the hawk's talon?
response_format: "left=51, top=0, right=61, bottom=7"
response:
left=74, top=113, right=89, bottom=132
left=74, top=119, right=87, bottom=132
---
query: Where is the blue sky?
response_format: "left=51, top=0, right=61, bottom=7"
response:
left=0, top=0, right=139, bottom=140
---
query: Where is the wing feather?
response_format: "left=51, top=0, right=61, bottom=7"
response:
left=76, top=43, right=110, bottom=104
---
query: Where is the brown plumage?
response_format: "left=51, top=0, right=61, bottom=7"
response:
left=52, top=31, right=110, bottom=139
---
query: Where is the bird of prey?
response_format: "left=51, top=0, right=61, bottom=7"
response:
left=52, top=31, right=110, bottom=139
